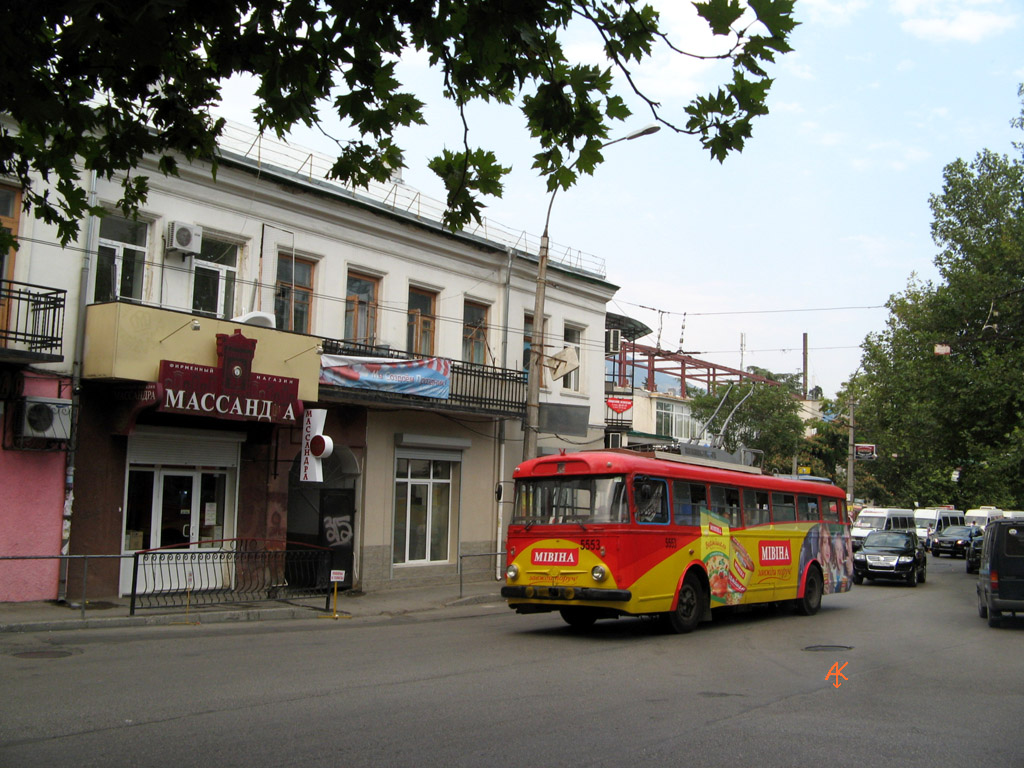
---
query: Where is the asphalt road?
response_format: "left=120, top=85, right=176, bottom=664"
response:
left=2, top=553, right=1021, bottom=768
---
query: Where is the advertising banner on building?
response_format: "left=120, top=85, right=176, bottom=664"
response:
left=319, top=355, right=451, bottom=399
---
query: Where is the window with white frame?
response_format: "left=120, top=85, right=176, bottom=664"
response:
left=192, top=236, right=239, bottom=318
left=393, top=455, right=461, bottom=565
left=96, top=213, right=148, bottom=302
left=561, top=325, right=582, bottom=392
left=655, top=399, right=697, bottom=440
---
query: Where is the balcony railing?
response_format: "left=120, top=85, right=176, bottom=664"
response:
left=0, top=279, right=66, bottom=362
left=320, top=339, right=526, bottom=419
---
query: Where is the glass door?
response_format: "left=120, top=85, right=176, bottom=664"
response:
left=120, top=468, right=234, bottom=595
left=157, top=472, right=198, bottom=548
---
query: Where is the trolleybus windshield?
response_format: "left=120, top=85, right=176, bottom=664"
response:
left=512, top=475, right=629, bottom=526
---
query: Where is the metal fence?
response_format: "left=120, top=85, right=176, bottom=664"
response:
left=458, top=551, right=506, bottom=599
left=1, top=540, right=334, bottom=619
left=0, top=279, right=66, bottom=356
left=0, top=554, right=128, bottom=619
left=129, top=539, right=333, bottom=615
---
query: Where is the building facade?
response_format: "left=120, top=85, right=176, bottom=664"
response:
left=0, top=122, right=617, bottom=601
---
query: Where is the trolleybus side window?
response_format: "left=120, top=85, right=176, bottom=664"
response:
left=742, top=489, right=770, bottom=527
left=634, top=477, right=669, bottom=524
left=772, top=492, right=797, bottom=522
left=710, top=485, right=742, bottom=528
left=672, top=480, right=707, bottom=526
left=797, top=494, right=820, bottom=522
left=824, top=499, right=841, bottom=523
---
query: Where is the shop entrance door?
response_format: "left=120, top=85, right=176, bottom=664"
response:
left=155, top=470, right=229, bottom=549
left=121, top=468, right=233, bottom=595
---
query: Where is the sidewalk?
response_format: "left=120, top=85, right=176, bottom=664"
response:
left=0, top=580, right=506, bottom=633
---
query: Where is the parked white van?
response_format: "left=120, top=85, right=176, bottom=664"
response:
left=914, top=508, right=965, bottom=546
left=851, top=508, right=916, bottom=550
left=966, top=507, right=1003, bottom=530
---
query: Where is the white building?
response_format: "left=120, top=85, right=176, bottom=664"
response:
left=0, top=121, right=618, bottom=600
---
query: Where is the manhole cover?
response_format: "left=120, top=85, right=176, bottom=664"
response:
left=803, top=644, right=853, bottom=652
left=12, top=650, right=74, bottom=659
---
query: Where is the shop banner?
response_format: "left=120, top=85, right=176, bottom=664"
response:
left=319, top=355, right=451, bottom=399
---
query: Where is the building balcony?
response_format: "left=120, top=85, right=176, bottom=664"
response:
left=320, top=339, right=526, bottom=419
left=81, top=302, right=526, bottom=420
left=0, top=280, right=66, bottom=364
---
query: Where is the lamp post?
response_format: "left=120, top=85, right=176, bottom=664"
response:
left=523, top=124, right=660, bottom=461
left=845, top=364, right=863, bottom=505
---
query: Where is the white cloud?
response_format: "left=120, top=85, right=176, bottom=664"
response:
left=798, top=0, right=870, bottom=26
left=891, top=1, right=1020, bottom=43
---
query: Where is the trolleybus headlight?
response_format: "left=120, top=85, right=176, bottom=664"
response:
left=591, top=565, right=607, bottom=582
left=506, top=564, right=519, bottom=580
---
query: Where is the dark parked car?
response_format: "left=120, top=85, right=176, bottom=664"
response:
left=931, top=525, right=981, bottom=558
left=977, top=520, right=1024, bottom=627
left=966, top=535, right=984, bottom=573
left=853, top=530, right=927, bottom=586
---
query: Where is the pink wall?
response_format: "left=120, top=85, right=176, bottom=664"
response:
left=0, top=375, right=69, bottom=602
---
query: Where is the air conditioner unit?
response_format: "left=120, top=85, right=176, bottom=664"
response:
left=17, top=397, right=73, bottom=440
left=166, top=221, right=203, bottom=256
left=605, top=328, right=622, bottom=355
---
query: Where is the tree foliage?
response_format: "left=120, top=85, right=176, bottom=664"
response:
left=851, top=88, right=1024, bottom=509
left=688, top=380, right=803, bottom=473
left=0, top=0, right=797, bottom=252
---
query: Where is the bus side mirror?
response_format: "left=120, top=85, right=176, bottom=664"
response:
left=495, top=484, right=503, bottom=502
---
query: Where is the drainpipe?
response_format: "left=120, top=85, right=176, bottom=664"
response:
left=61, top=170, right=98, bottom=602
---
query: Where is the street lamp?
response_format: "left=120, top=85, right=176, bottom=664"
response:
left=523, top=124, right=661, bottom=461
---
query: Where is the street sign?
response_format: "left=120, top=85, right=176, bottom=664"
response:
left=854, top=444, right=877, bottom=461
left=330, top=569, right=347, bottom=582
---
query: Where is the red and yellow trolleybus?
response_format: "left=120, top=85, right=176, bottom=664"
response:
left=501, top=448, right=853, bottom=632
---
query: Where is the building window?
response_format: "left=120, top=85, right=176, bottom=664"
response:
left=275, top=254, right=314, bottom=332
left=463, top=301, right=488, bottom=364
left=407, top=287, right=436, bottom=356
left=561, top=325, right=582, bottom=392
left=523, top=314, right=533, bottom=373
left=192, top=237, right=239, bottom=319
left=1, top=186, right=19, bottom=284
left=345, top=271, right=379, bottom=344
left=96, top=213, right=148, bottom=303
left=393, top=457, right=460, bottom=564
left=655, top=400, right=696, bottom=440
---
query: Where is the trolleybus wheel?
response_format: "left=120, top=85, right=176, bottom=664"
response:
left=559, top=608, right=598, bottom=629
left=666, top=573, right=704, bottom=634
left=795, top=565, right=823, bottom=616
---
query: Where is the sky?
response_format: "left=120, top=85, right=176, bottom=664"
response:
left=215, top=0, right=1023, bottom=399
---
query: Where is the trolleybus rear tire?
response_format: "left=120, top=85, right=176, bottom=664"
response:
left=795, top=565, right=823, bottom=616
left=559, top=607, right=598, bottom=629
left=666, top=573, right=704, bottom=634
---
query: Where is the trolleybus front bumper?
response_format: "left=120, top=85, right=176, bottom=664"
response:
left=501, top=585, right=632, bottom=602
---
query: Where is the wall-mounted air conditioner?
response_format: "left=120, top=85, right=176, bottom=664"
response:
left=17, top=397, right=73, bottom=440
left=166, top=221, right=203, bottom=256
left=605, top=328, right=622, bottom=355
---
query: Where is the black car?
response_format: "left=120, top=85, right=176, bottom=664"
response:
left=966, top=535, right=984, bottom=573
left=931, top=525, right=981, bottom=558
left=853, top=530, right=927, bottom=586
